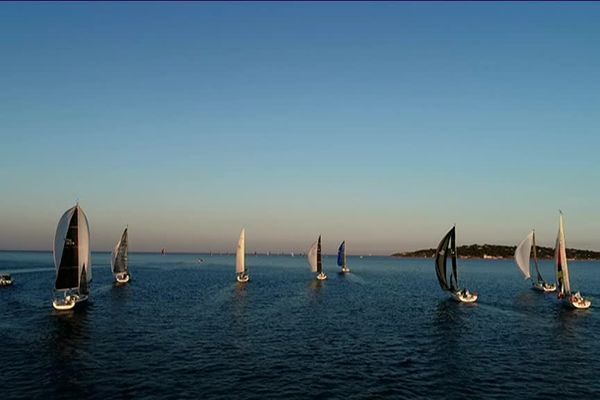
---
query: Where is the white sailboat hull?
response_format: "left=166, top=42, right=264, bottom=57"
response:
left=0, top=276, right=12, bottom=286
left=532, top=281, right=557, bottom=292
left=451, top=290, right=478, bottom=303
left=316, top=272, right=328, bottom=281
left=52, top=293, right=88, bottom=311
left=341, top=267, right=350, bottom=273
left=237, top=274, right=249, bottom=283
left=115, top=273, right=130, bottom=284
left=563, top=293, right=591, bottom=309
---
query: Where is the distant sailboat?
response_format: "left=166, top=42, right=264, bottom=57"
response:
left=160, top=248, right=166, bottom=256
left=236, top=228, right=249, bottom=283
left=0, top=274, right=12, bottom=286
left=435, top=226, right=478, bottom=303
left=514, top=230, right=556, bottom=292
left=52, top=204, right=92, bottom=311
left=337, top=241, right=350, bottom=273
left=555, top=212, right=591, bottom=309
left=111, top=227, right=131, bottom=284
left=308, top=235, right=327, bottom=280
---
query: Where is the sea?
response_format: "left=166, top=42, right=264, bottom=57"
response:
left=1, top=251, right=599, bottom=399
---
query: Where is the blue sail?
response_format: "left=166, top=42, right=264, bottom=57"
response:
left=337, top=241, right=345, bottom=266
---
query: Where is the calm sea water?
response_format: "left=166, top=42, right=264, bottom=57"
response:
left=1, top=251, right=599, bottom=399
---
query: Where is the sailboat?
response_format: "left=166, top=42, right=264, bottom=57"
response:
left=555, top=212, right=591, bottom=309
left=308, top=235, right=327, bottom=280
left=435, top=226, right=478, bottom=303
left=52, top=204, right=92, bottom=311
left=337, top=241, right=350, bottom=273
left=236, top=228, right=249, bottom=283
left=0, top=274, right=12, bottom=286
left=514, top=230, right=556, bottom=292
left=111, top=227, right=131, bottom=284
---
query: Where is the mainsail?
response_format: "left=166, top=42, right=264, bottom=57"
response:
left=514, top=231, right=533, bottom=280
left=555, top=213, right=571, bottom=296
left=236, top=228, right=246, bottom=274
left=111, top=227, right=129, bottom=274
left=337, top=241, right=346, bottom=268
left=53, top=205, right=91, bottom=291
left=435, top=227, right=457, bottom=292
left=308, top=236, right=322, bottom=273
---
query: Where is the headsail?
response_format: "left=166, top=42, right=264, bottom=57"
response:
left=337, top=241, right=346, bottom=268
left=514, top=231, right=533, bottom=280
left=316, top=236, right=323, bottom=274
left=307, top=236, right=320, bottom=273
left=435, top=227, right=457, bottom=292
left=555, top=213, right=571, bottom=296
left=236, top=228, right=246, bottom=274
left=111, top=227, right=129, bottom=274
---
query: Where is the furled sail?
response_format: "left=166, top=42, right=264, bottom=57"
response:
left=308, top=236, right=321, bottom=273
left=54, top=205, right=91, bottom=291
left=514, top=231, right=533, bottom=279
left=111, top=228, right=129, bottom=274
left=555, top=213, right=571, bottom=296
left=236, top=228, right=246, bottom=274
left=337, top=241, right=346, bottom=268
left=435, top=227, right=457, bottom=292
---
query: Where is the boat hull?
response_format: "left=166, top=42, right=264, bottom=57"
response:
left=0, top=278, right=13, bottom=286
left=532, top=281, right=557, bottom=292
left=451, top=290, right=478, bottom=303
left=316, top=272, right=328, bottom=281
left=115, top=273, right=130, bottom=284
left=565, top=294, right=591, bottom=309
left=236, top=274, right=250, bottom=283
left=341, top=267, right=350, bottom=273
left=52, top=294, right=88, bottom=311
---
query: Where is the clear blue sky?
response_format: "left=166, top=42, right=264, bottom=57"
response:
left=1, top=2, right=599, bottom=254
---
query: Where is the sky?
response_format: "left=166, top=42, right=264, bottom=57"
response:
left=1, top=2, right=600, bottom=254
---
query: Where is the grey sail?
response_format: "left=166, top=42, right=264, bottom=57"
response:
left=111, top=228, right=129, bottom=274
left=435, top=227, right=457, bottom=292
left=55, top=207, right=80, bottom=290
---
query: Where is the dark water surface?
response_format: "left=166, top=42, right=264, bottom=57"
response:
left=1, top=251, right=599, bottom=399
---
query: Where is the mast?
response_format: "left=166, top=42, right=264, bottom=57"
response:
left=316, top=235, right=322, bottom=274
left=532, top=230, right=543, bottom=282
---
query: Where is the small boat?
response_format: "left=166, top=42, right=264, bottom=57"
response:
left=236, top=228, right=249, bottom=283
left=435, top=226, right=478, bottom=303
left=0, top=274, right=13, bottom=286
left=52, top=204, right=92, bottom=311
left=308, top=235, right=327, bottom=280
left=514, top=230, right=556, bottom=292
left=160, top=248, right=166, bottom=256
left=337, top=241, right=350, bottom=273
left=555, top=212, right=591, bottom=309
left=111, top=227, right=131, bottom=284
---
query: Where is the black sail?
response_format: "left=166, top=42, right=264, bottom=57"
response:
left=79, top=265, right=89, bottom=295
left=316, top=235, right=322, bottom=274
left=55, top=208, right=80, bottom=290
left=435, top=227, right=456, bottom=292
left=113, top=228, right=129, bottom=274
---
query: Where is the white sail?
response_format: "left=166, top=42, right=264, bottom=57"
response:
left=111, top=228, right=128, bottom=274
left=236, top=228, right=245, bottom=274
left=307, top=240, right=318, bottom=273
left=555, top=213, right=571, bottom=295
left=78, top=205, right=91, bottom=284
left=514, top=231, right=533, bottom=279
